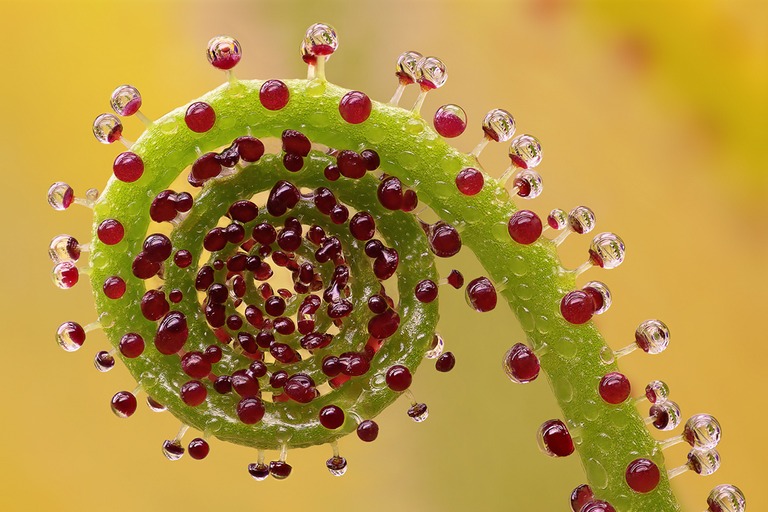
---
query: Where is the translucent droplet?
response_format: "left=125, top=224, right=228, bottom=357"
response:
left=683, top=414, right=722, bottom=450
left=644, top=380, right=670, bottom=404
left=583, top=281, right=611, bottom=315
left=547, top=208, right=568, bottom=230
left=85, top=188, right=100, bottom=202
left=146, top=396, right=166, bottom=412
left=589, top=232, right=626, bottom=269
left=47, top=182, right=74, bottom=211
left=687, top=448, right=720, bottom=475
left=51, top=261, right=79, bottom=289
left=396, top=51, right=423, bottom=84
left=162, top=439, right=185, bottom=461
left=206, top=35, right=242, bottom=70
left=509, top=134, right=542, bottom=169
left=635, top=319, right=670, bottom=354
left=649, top=400, right=681, bottom=431
left=425, top=333, right=444, bottom=359
left=513, top=169, right=543, bottom=199
left=110, top=85, right=142, bottom=116
left=326, top=455, right=347, bottom=476
left=56, top=321, right=85, bottom=352
left=707, top=484, right=746, bottom=512
left=407, top=403, right=429, bottom=422
left=482, top=109, right=516, bottom=143
left=92, top=113, right=123, bottom=144
left=568, top=206, right=596, bottom=235
left=416, top=56, right=447, bottom=90
left=49, top=235, right=80, bottom=263
left=304, top=23, right=338, bottom=56
left=94, top=350, right=115, bottom=372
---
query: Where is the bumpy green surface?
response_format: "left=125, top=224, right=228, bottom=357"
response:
left=90, top=78, right=680, bottom=511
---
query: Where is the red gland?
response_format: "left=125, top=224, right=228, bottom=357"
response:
left=414, top=279, right=438, bottom=303
left=337, top=150, right=367, bottom=179
left=465, top=277, right=497, bottom=312
left=184, top=102, right=216, bottom=133
left=181, top=352, right=212, bottom=379
left=260, top=79, right=289, bottom=110
left=143, top=233, right=173, bottom=262
left=141, top=289, right=169, bottom=321
left=339, top=91, right=372, bottom=124
left=599, top=372, right=631, bottom=404
left=188, top=438, right=210, bottom=460
left=447, top=269, right=464, bottom=289
left=119, top=333, right=145, bottom=358
left=433, top=106, right=467, bottom=138
left=349, top=212, right=376, bottom=241
left=284, top=374, right=316, bottom=403
left=367, top=309, right=401, bottom=339
left=385, top=365, right=412, bottom=392
left=570, top=485, right=594, bottom=512
left=427, top=221, right=462, bottom=257
left=435, top=352, right=456, bottom=372
left=455, top=168, right=484, bottom=196
left=110, top=391, right=137, bottom=418
left=237, top=397, right=265, bottom=424
left=377, top=176, right=404, bottom=210
left=357, top=420, right=379, bottom=442
left=180, top=381, right=207, bottom=406
left=507, top=210, right=542, bottom=245
left=113, top=152, right=144, bottom=182
left=503, top=343, right=540, bottom=383
left=155, top=311, right=189, bottom=355
left=97, top=219, right=124, bottom=245
left=269, top=461, right=292, bottom=480
left=537, top=419, right=574, bottom=457
left=102, top=276, right=126, bottom=299
left=625, top=458, right=660, bottom=493
left=560, top=290, right=595, bottom=324
left=319, top=405, right=345, bottom=429
left=282, top=129, right=311, bottom=156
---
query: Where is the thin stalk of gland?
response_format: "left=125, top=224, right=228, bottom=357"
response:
left=87, top=78, right=678, bottom=509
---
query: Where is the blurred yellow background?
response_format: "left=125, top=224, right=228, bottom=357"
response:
left=1, top=0, right=765, bottom=511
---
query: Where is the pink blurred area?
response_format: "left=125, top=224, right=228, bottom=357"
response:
left=0, top=1, right=765, bottom=511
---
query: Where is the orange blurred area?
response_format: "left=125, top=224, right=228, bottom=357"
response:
left=0, top=1, right=765, bottom=511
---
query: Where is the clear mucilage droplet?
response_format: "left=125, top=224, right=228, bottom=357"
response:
left=326, top=455, right=347, bottom=476
left=92, top=113, right=123, bottom=144
left=687, top=448, right=721, bottom=475
left=49, top=235, right=81, bottom=263
left=48, top=182, right=74, bottom=211
left=162, top=439, right=185, bottom=461
left=583, top=281, right=611, bottom=315
left=649, top=400, right=681, bottom=431
left=304, top=23, right=338, bottom=56
left=425, top=333, right=444, bottom=359
left=644, top=380, right=670, bottom=404
left=568, top=206, right=596, bottom=235
left=589, top=232, right=626, bottom=269
left=416, top=56, right=447, bottom=90
left=206, top=35, right=242, bottom=70
left=482, top=109, right=516, bottom=143
left=635, top=319, right=670, bottom=354
left=51, top=261, right=79, bottom=289
left=707, top=484, right=746, bottom=512
left=683, top=414, right=722, bottom=451
left=509, top=134, right=542, bottom=169
left=396, top=51, right=423, bottom=84
left=56, top=321, right=85, bottom=352
left=547, top=208, right=568, bottom=230
left=94, top=351, right=115, bottom=372
left=110, top=85, right=142, bottom=116
left=513, top=170, right=543, bottom=199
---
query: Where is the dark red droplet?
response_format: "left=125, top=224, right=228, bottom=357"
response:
left=119, top=332, right=145, bottom=358
left=507, top=210, right=542, bottom=245
left=237, top=397, right=265, bottom=424
left=361, top=149, right=380, bottom=170
left=465, top=277, right=497, bottom=312
left=283, top=373, right=316, bottom=403
left=150, top=190, right=178, bottom=223
left=319, top=405, right=345, bottom=429
left=580, top=501, right=616, bottom=512
left=97, top=219, right=124, bottom=245
left=235, top=136, right=265, bottom=162
left=282, top=129, right=311, bottom=156
left=560, top=290, right=595, bottom=325
left=435, top=352, right=456, bottom=372
left=283, top=153, right=304, bottom=172
left=599, top=372, right=631, bottom=404
left=267, top=180, right=301, bottom=217
left=155, top=311, right=189, bottom=355
left=414, top=279, right=438, bottom=303
left=132, top=252, right=160, bottom=280
left=269, top=460, right=292, bottom=480
left=504, top=343, right=540, bottom=383
left=368, top=309, right=400, bottom=339
left=455, top=167, right=484, bottom=196
left=188, top=438, right=210, bottom=460
left=143, top=233, right=173, bottom=262
left=113, top=152, right=144, bottom=182
left=260, top=80, right=289, bottom=110
left=337, top=150, right=367, bottom=179
left=385, top=365, right=412, bottom=392
left=141, top=289, right=169, bottom=321
left=349, top=211, right=376, bottom=241
left=570, top=484, right=594, bottom=512
left=538, top=419, right=574, bottom=457
left=357, top=420, right=379, bottom=442
left=427, top=221, right=462, bottom=257
left=181, top=351, right=212, bottom=379
left=625, top=458, right=660, bottom=493
left=339, top=91, right=372, bottom=124
left=111, top=391, right=137, bottom=418
left=180, top=380, right=207, bottom=406
left=103, top=276, right=126, bottom=299
left=184, top=102, right=216, bottom=133
left=377, top=176, right=403, bottom=210
left=446, top=269, right=464, bottom=289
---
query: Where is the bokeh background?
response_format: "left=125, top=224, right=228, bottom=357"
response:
left=1, top=0, right=765, bottom=510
